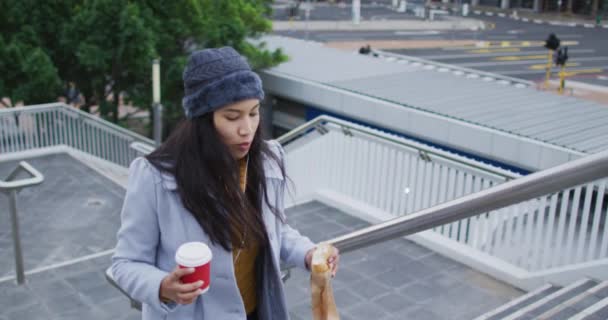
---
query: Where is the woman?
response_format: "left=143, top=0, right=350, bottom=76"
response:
left=111, top=47, right=339, bottom=320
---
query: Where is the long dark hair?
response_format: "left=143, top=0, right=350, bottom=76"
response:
left=146, top=113, right=285, bottom=251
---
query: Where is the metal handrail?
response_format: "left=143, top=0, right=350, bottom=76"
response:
left=278, top=115, right=518, bottom=180
left=0, top=161, right=45, bottom=284
left=0, top=102, right=155, bottom=145
left=0, top=161, right=44, bottom=190
left=327, top=149, right=608, bottom=254
left=130, top=141, right=155, bottom=156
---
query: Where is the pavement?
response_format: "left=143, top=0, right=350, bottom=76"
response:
left=272, top=18, right=486, bottom=31
left=273, top=0, right=487, bottom=31
left=0, top=153, right=132, bottom=320
left=541, top=79, right=608, bottom=104
left=279, top=201, right=524, bottom=320
left=0, top=153, right=523, bottom=320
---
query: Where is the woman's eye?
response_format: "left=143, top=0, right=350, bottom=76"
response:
left=226, top=116, right=238, bottom=121
left=250, top=112, right=259, bottom=117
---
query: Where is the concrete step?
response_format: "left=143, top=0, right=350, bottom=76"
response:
left=502, top=278, right=598, bottom=320
left=569, top=296, right=608, bottom=320
left=473, top=284, right=560, bottom=320
left=536, top=281, right=608, bottom=319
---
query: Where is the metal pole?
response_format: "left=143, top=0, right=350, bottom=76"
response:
left=559, top=64, right=566, bottom=94
left=152, top=59, right=162, bottom=146
left=328, top=149, right=608, bottom=253
left=305, top=0, right=311, bottom=40
left=545, top=50, right=553, bottom=89
left=153, top=103, right=163, bottom=146
left=353, top=0, right=361, bottom=24
left=8, top=190, right=25, bottom=285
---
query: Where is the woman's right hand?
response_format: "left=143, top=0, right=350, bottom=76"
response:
left=159, top=266, right=204, bottom=305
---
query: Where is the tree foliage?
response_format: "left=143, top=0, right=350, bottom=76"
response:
left=1, top=0, right=284, bottom=135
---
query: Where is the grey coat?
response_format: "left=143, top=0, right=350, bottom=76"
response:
left=111, top=140, right=315, bottom=320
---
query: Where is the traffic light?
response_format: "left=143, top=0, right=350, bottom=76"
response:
left=544, top=33, right=560, bottom=51
left=555, top=46, right=569, bottom=66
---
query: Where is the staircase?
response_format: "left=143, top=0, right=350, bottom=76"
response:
left=475, top=278, right=608, bottom=320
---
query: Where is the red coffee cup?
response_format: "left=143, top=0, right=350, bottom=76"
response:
left=175, top=242, right=212, bottom=293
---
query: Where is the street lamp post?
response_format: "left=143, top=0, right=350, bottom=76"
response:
left=305, top=0, right=311, bottom=40
left=353, top=0, right=361, bottom=25
left=152, top=59, right=163, bottom=146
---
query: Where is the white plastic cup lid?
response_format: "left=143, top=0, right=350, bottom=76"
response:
left=175, top=242, right=212, bottom=267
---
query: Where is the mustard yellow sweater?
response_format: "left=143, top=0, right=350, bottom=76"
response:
left=233, top=158, right=259, bottom=315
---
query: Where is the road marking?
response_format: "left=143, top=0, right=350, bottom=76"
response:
left=522, top=18, right=530, bottom=22
left=583, top=24, right=595, bottom=28
left=0, top=249, right=116, bottom=284
left=468, top=48, right=521, bottom=54
left=492, top=56, right=608, bottom=63
left=564, top=68, right=604, bottom=76
left=597, top=75, right=608, bottom=80
left=442, top=40, right=578, bottom=51
left=460, top=57, right=608, bottom=68
left=420, top=49, right=595, bottom=60
left=493, top=55, right=547, bottom=61
left=487, top=35, right=518, bottom=40
left=529, top=62, right=580, bottom=70
left=394, top=30, right=441, bottom=36
left=460, top=60, right=566, bottom=67
left=463, top=60, right=545, bottom=67
left=497, top=67, right=606, bottom=76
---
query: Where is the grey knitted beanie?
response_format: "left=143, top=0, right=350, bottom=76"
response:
left=182, top=47, right=264, bottom=119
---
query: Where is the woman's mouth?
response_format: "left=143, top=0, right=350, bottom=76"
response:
left=237, top=142, right=251, bottom=151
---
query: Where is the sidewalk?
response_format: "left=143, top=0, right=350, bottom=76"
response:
left=272, top=18, right=486, bottom=31
left=541, top=80, right=608, bottom=106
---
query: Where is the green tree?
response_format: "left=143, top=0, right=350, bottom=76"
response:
left=0, top=2, right=65, bottom=107
left=146, top=0, right=285, bottom=135
left=1, top=0, right=285, bottom=136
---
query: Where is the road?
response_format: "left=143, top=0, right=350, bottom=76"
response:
left=272, top=2, right=608, bottom=87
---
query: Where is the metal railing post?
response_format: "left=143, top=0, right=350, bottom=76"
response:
left=153, top=103, right=163, bottom=147
left=8, top=190, right=25, bottom=284
left=327, top=149, right=608, bottom=254
left=0, top=161, right=45, bottom=285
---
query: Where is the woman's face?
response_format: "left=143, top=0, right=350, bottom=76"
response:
left=213, top=99, right=260, bottom=160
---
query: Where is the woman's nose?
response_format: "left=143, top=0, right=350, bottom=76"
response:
left=238, top=119, right=253, bottom=136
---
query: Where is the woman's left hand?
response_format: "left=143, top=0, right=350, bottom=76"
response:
left=305, top=245, right=340, bottom=277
